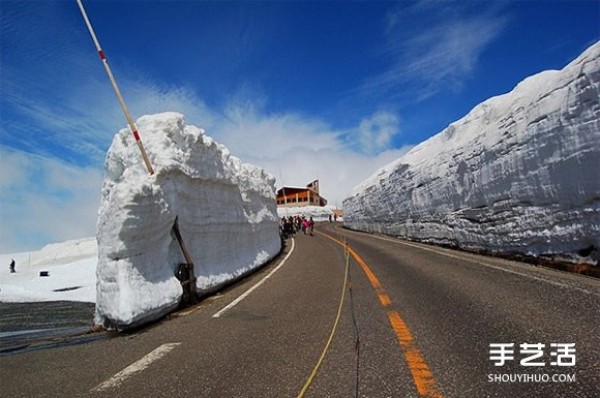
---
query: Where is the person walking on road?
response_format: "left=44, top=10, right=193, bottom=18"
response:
left=9, top=258, right=16, bottom=273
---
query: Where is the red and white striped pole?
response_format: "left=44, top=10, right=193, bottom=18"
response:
left=76, top=0, right=155, bottom=175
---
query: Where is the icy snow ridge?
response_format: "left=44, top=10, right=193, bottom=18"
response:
left=96, top=113, right=281, bottom=328
left=344, top=42, right=600, bottom=264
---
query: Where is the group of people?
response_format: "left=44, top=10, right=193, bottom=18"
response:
left=280, top=215, right=315, bottom=239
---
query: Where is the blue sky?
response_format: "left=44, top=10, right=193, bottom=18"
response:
left=1, top=0, right=599, bottom=253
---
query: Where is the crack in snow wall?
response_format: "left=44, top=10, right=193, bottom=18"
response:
left=343, top=42, right=600, bottom=265
left=95, top=113, right=281, bottom=329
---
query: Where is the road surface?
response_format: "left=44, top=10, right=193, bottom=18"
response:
left=1, top=223, right=598, bottom=397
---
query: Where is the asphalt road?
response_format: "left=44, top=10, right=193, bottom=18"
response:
left=0, top=223, right=598, bottom=397
left=0, top=301, right=97, bottom=356
left=0, top=301, right=95, bottom=333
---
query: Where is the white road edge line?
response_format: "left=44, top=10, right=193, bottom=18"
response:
left=359, top=232, right=594, bottom=296
left=91, top=343, right=181, bottom=392
left=213, top=238, right=296, bottom=318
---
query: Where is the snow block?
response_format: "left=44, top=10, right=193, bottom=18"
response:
left=344, top=42, right=600, bottom=265
left=95, top=112, right=281, bottom=329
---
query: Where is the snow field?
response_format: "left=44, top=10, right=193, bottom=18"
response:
left=0, top=238, right=97, bottom=303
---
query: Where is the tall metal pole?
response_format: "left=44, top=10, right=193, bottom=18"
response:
left=77, top=0, right=199, bottom=303
left=76, top=0, right=154, bottom=175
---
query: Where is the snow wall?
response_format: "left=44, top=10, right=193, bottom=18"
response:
left=95, top=112, right=281, bottom=329
left=344, top=41, right=600, bottom=265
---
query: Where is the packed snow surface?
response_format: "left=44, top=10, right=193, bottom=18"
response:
left=96, top=112, right=281, bottom=329
left=344, top=42, right=600, bottom=264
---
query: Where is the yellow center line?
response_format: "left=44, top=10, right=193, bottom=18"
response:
left=317, top=230, right=443, bottom=398
left=378, top=292, right=392, bottom=307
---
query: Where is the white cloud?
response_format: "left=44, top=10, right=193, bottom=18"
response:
left=363, top=2, right=509, bottom=100
left=216, top=106, right=340, bottom=158
left=125, top=81, right=216, bottom=131
left=205, top=98, right=409, bottom=206
left=1, top=81, right=411, bottom=253
left=356, top=111, right=400, bottom=155
left=1, top=47, right=416, bottom=253
left=0, top=147, right=103, bottom=254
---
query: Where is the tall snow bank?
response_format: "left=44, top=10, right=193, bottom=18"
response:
left=96, top=113, right=281, bottom=329
left=344, top=42, right=600, bottom=264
